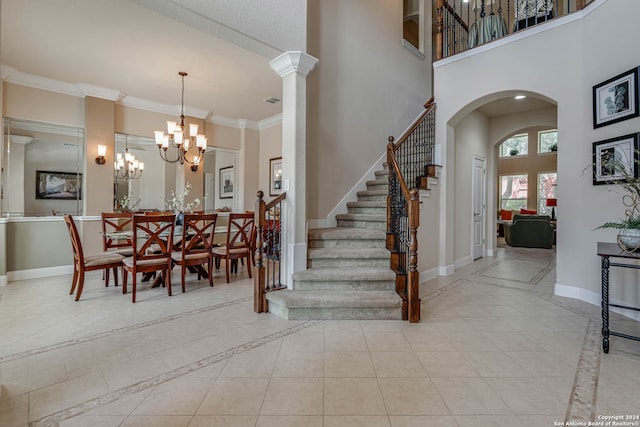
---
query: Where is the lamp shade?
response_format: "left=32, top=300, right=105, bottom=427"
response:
left=546, top=198, right=557, bottom=207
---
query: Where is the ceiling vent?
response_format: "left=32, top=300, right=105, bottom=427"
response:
left=264, top=97, right=280, bottom=104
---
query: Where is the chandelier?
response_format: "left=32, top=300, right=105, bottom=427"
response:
left=154, top=72, right=207, bottom=165
left=114, top=135, right=143, bottom=180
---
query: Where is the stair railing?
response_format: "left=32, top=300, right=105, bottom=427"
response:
left=387, top=98, right=437, bottom=323
left=254, top=190, right=287, bottom=313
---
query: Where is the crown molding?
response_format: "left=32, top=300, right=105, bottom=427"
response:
left=7, top=135, right=33, bottom=144
left=76, top=83, right=126, bottom=102
left=258, top=114, right=282, bottom=130
left=269, top=51, right=319, bottom=78
left=1, top=66, right=83, bottom=97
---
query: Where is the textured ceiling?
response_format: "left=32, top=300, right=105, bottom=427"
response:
left=0, top=0, right=285, bottom=123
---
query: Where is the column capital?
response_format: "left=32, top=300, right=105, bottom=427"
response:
left=269, top=51, right=319, bottom=78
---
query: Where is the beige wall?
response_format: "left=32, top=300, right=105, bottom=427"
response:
left=307, top=0, right=433, bottom=220
left=259, top=124, right=282, bottom=197
left=85, top=97, right=115, bottom=216
left=3, top=83, right=85, bottom=127
left=244, top=127, right=260, bottom=210
left=7, top=219, right=72, bottom=271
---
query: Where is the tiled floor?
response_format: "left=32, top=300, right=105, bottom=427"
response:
left=1, top=246, right=640, bottom=427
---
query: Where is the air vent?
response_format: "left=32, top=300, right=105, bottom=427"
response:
left=264, top=97, right=280, bottom=104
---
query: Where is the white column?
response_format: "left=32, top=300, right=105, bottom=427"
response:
left=269, top=51, right=318, bottom=286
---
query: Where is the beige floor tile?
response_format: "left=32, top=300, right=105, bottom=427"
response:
left=431, top=377, right=511, bottom=415
left=370, top=352, right=427, bottom=377
left=454, top=414, right=526, bottom=427
left=595, top=380, right=640, bottom=415
left=256, top=415, right=324, bottom=427
left=462, top=351, right=528, bottom=378
left=196, top=378, right=269, bottom=415
left=280, top=330, right=324, bottom=353
left=29, top=370, right=110, bottom=422
left=378, top=378, right=449, bottom=416
left=388, top=416, right=458, bottom=427
left=517, top=414, right=566, bottom=426
left=260, top=378, right=323, bottom=415
left=504, top=351, right=577, bottom=377
left=132, top=377, right=212, bottom=416
left=364, top=332, right=412, bottom=352
left=324, top=378, right=387, bottom=415
left=0, top=364, right=68, bottom=398
left=486, top=377, right=570, bottom=414
left=325, top=415, right=391, bottom=427
left=401, top=330, right=455, bottom=352
left=219, top=344, right=279, bottom=378
left=185, top=360, right=228, bottom=379
left=60, top=414, right=127, bottom=427
left=324, top=330, right=369, bottom=352
left=442, top=332, right=497, bottom=352
left=119, top=415, right=192, bottom=426
left=188, top=415, right=257, bottom=427
left=0, top=393, right=28, bottom=427
left=85, top=388, right=153, bottom=416
left=272, top=351, right=324, bottom=378
left=324, top=352, right=375, bottom=377
left=416, top=351, right=479, bottom=378
left=101, top=354, right=171, bottom=391
left=484, top=332, right=545, bottom=352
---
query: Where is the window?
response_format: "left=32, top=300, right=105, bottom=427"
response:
left=538, top=172, right=557, bottom=215
left=500, top=174, right=528, bottom=210
left=538, top=129, right=558, bottom=153
left=499, top=134, right=528, bottom=157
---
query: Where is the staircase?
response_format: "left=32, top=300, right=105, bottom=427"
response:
left=265, top=166, right=403, bottom=320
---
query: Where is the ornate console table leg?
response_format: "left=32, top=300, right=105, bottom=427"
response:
left=601, top=255, right=610, bottom=353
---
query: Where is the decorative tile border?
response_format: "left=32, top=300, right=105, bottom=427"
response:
left=565, top=319, right=601, bottom=423
left=0, top=296, right=253, bottom=364
left=31, top=319, right=322, bottom=427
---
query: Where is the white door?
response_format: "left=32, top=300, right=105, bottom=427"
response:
left=472, top=156, right=486, bottom=260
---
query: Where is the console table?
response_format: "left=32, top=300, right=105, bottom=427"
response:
left=597, top=242, right=640, bottom=353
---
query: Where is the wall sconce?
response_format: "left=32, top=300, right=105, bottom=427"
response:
left=190, top=157, right=200, bottom=172
left=95, top=144, right=107, bottom=165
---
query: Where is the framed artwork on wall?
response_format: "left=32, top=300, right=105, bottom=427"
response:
left=592, top=133, right=640, bottom=185
left=593, top=67, right=639, bottom=128
left=35, top=170, right=82, bottom=199
left=270, top=157, right=283, bottom=196
left=219, top=166, right=234, bottom=199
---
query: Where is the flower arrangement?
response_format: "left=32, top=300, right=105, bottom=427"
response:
left=163, top=182, right=203, bottom=213
left=118, top=194, right=140, bottom=212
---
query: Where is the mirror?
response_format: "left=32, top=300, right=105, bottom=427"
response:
left=2, top=117, right=84, bottom=217
left=114, top=133, right=239, bottom=212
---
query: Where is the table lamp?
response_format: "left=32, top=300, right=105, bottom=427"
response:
left=546, top=198, right=557, bottom=220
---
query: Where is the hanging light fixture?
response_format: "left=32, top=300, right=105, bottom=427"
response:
left=114, top=135, right=144, bottom=180
left=154, top=72, right=207, bottom=164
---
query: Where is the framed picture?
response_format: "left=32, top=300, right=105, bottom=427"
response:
left=270, top=157, right=283, bottom=196
left=219, top=166, right=234, bottom=199
left=592, top=133, right=640, bottom=185
left=593, top=67, right=639, bottom=128
left=36, top=170, right=82, bottom=199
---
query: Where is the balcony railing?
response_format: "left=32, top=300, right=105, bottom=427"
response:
left=436, top=0, right=594, bottom=60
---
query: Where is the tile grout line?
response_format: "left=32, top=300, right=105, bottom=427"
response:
left=0, top=296, right=253, bottom=364
left=30, top=319, right=322, bottom=427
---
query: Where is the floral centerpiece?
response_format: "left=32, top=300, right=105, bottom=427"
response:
left=117, top=194, right=140, bottom=213
left=163, top=182, right=204, bottom=223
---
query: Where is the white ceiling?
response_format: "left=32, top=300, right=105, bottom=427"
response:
left=0, top=0, right=284, bottom=124
left=477, top=96, right=554, bottom=117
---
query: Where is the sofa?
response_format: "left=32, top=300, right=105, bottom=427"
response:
left=504, top=214, right=555, bottom=249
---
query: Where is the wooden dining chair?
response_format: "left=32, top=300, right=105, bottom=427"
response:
left=212, top=212, right=255, bottom=283
left=171, top=213, right=218, bottom=292
left=101, top=212, right=134, bottom=256
left=122, top=214, right=175, bottom=303
left=64, top=215, right=125, bottom=301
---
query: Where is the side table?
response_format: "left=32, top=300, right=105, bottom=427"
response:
left=596, top=242, right=640, bottom=353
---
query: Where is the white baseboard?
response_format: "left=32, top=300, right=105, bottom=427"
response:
left=487, top=248, right=495, bottom=257
left=0, top=275, right=7, bottom=286
left=439, top=264, right=455, bottom=276
left=555, top=282, right=640, bottom=321
left=454, top=255, right=473, bottom=270
left=7, top=264, right=73, bottom=283
left=420, top=266, right=440, bottom=283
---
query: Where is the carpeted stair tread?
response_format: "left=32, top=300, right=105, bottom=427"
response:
left=266, top=290, right=401, bottom=308
left=308, top=227, right=385, bottom=241
left=357, top=189, right=387, bottom=196
left=293, top=267, right=395, bottom=282
left=308, top=247, right=390, bottom=259
left=366, top=178, right=388, bottom=186
left=335, top=213, right=385, bottom=222
left=346, top=201, right=386, bottom=208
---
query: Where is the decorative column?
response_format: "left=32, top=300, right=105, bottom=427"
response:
left=269, top=51, right=318, bottom=286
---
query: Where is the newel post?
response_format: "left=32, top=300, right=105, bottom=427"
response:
left=254, top=191, right=267, bottom=312
left=408, top=188, right=421, bottom=323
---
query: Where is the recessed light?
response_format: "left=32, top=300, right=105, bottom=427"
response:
left=514, top=95, right=526, bottom=100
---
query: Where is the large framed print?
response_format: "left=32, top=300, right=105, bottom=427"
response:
left=36, top=170, right=82, bottom=199
left=593, top=67, right=639, bottom=128
left=219, top=166, right=234, bottom=199
left=592, top=133, right=640, bottom=185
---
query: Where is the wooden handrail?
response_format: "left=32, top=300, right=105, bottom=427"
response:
left=254, top=190, right=287, bottom=313
left=392, top=98, right=436, bottom=152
